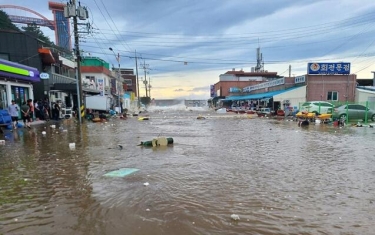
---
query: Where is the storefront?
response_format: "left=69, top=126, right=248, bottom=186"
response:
left=0, top=58, right=40, bottom=117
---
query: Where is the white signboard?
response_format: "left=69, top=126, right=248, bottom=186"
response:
left=243, top=77, right=285, bottom=92
left=40, top=72, right=50, bottom=79
left=295, top=75, right=305, bottom=84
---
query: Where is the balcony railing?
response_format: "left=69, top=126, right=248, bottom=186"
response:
left=50, top=72, right=76, bottom=84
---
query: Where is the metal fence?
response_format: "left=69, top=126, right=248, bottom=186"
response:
left=297, top=101, right=375, bottom=124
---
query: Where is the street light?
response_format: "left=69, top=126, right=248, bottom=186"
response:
left=109, top=47, right=121, bottom=114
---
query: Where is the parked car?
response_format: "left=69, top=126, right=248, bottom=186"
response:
left=332, top=104, right=375, bottom=121
left=257, top=107, right=271, bottom=116
left=301, top=101, right=334, bottom=114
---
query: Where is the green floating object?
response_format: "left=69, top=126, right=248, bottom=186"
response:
left=104, top=168, right=139, bottom=177
left=140, top=137, right=174, bottom=147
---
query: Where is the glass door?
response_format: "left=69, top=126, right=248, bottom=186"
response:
left=0, top=85, right=7, bottom=110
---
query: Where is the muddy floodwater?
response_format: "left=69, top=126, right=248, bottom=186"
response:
left=1, top=108, right=375, bottom=235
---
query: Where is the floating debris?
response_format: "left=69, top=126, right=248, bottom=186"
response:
left=103, top=168, right=139, bottom=177
left=230, top=214, right=240, bottom=221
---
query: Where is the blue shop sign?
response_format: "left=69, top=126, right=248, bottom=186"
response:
left=308, top=62, right=350, bottom=75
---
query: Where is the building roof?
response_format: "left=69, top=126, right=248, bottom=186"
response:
left=225, top=71, right=278, bottom=77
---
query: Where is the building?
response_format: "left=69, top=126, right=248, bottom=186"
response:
left=219, top=62, right=356, bottom=111
left=0, top=58, right=40, bottom=114
left=81, top=57, right=115, bottom=102
left=48, top=1, right=71, bottom=51
left=213, top=69, right=279, bottom=97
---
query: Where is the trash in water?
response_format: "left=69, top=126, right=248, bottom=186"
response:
left=0, top=140, right=5, bottom=145
left=231, top=214, right=240, bottom=221
left=42, top=131, right=46, bottom=135
left=143, top=182, right=149, bottom=186
left=104, top=168, right=139, bottom=177
left=69, top=143, right=75, bottom=149
left=50, top=125, right=56, bottom=129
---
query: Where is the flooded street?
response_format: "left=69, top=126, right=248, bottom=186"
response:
left=1, top=108, right=375, bottom=235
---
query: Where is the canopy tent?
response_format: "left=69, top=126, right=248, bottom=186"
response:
left=224, top=86, right=301, bottom=101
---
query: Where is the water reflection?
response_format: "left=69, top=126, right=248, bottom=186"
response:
left=1, top=111, right=374, bottom=235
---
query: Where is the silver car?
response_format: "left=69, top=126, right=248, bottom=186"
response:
left=332, top=104, right=375, bottom=121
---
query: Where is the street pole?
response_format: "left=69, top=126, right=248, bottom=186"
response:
left=118, top=57, right=121, bottom=114
left=144, top=77, right=148, bottom=97
left=148, top=76, right=151, bottom=99
left=109, top=48, right=122, bottom=113
left=73, top=0, right=83, bottom=123
left=135, top=50, right=140, bottom=109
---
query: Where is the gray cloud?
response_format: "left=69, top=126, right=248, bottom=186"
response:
left=5, top=0, right=375, bottom=98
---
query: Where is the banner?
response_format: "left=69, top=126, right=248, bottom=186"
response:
left=210, top=85, right=215, bottom=97
left=97, top=78, right=104, bottom=96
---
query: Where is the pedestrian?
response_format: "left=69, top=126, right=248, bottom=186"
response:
left=42, top=99, right=50, bottom=120
left=27, top=99, right=34, bottom=122
left=34, top=100, right=40, bottom=120
left=52, top=103, right=60, bottom=120
left=8, top=100, right=20, bottom=129
left=21, top=101, right=31, bottom=128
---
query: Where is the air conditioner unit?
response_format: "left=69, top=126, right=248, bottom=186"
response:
left=283, top=100, right=290, bottom=104
left=105, top=86, right=110, bottom=91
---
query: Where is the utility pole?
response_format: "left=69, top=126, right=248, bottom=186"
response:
left=135, top=50, right=140, bottom=109
left=64, top=0, right=89, bottom=123
left=109, top=48, right=121, bottom=113
left=148, top=76, right=151, bottom=99
left=141, top=60, right=149, bottom=97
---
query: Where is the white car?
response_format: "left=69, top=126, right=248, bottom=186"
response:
left=301, top=101, right=334, bottom=114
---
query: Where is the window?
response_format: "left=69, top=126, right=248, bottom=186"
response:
left=327, top=91, right=338, bottom=101
left=0, top=53, right=9, bottom=60
left=124, top=79, right=132, bottom=85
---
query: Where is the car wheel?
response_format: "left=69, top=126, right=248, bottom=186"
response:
left=339, top=114, right=347, bottom=122
left=371, top=114, right=375, bottom=122
left=312, top=111, right=320, bottom=115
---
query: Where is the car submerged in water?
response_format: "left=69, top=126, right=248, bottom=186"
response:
left=331, top=104, right=375, bottom=122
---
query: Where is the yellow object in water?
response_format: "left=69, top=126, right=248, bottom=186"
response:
left=296, top=112, right=316, bottom=119
left=138, top=117, right=150, bottom=121
left=317, top=113, right=332, bottom=120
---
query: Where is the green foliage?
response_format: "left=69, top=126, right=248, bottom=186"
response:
left=0, top=10, right=19, bottom=31
left=22, top=23, right=54, bottom=46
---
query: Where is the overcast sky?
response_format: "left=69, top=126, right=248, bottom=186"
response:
left=3, top=0, right=375, bottom=99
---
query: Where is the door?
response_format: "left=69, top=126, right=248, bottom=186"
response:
left=354, top=104, right=367, bottom=120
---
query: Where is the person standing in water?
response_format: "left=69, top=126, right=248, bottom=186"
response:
left=21, top=101, right=31, bottom=128
left=8, top=100, right=20, bottom=129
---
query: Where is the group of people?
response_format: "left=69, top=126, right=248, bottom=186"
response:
left=6, top=98, right=62, bottom=130
left=8, top=99, right=34, bottom=129
left=34, top=99, right=60, bottom=121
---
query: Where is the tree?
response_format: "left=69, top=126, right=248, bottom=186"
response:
left=22, top=23, right=54, bottom=46
left=22, top=23, right=72, bottom=55
left=0, top=10, right=19, bottom=31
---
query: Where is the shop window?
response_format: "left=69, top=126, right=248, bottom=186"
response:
left=327, top=91, right=338, bottom=101
left=0, top=53, right=9, bottom=60
left=0, top=85, right=7, bottom=109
